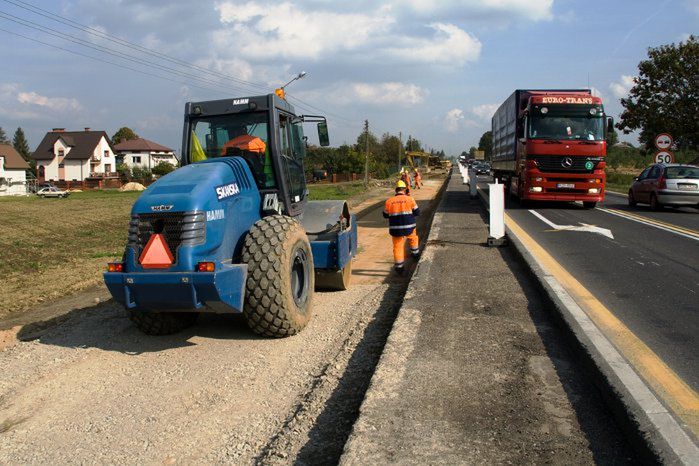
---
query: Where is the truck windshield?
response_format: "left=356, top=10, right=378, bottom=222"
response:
left=528, top=104, right=604, bottom=141
left=189, top=112, right=276, bottom=188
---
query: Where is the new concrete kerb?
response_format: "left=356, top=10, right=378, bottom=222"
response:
left=477, top=186, right=699, bottom=465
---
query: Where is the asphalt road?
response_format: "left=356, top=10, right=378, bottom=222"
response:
left=484, top=179, right=698, bottom=394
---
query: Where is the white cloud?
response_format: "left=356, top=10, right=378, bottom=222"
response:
left=384, top=23, right=482, bottom=65
left=444, top=108, right=465, bottom=132
left=215, top=1, right=392, bottom=60
left=214, top=2, right=480, bottom=65
left=393, top=0, right=554, bottom=21
left=609, top=75, right=635, bottom=99
left=17, top=91, right=82, bottom=112
left=349, top=82, right=427, bottom=106
left=471, top=104, right=498, bottom=121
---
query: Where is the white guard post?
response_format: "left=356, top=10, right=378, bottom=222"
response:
left=468, top=167, right=477, bottom=198
left=460, top=163, right=468, bottom=184
left=487, top=180, right=507, bottom=246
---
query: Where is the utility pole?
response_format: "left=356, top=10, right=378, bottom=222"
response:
left=364, top=120, right=369, bottom=186
left=398, top=131, right=402, bottom=173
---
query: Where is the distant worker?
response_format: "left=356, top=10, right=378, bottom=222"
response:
left=383, top=180, right=420, bottom=274
left=400, top=168, right=412, bottom=195
left=413, top=168, right=422, bottom=189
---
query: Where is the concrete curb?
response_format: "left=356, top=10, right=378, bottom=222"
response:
left=477, top=186, right=699, bottom=465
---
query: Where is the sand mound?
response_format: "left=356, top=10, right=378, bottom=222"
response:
left=119, top=182, right=146, bottom=192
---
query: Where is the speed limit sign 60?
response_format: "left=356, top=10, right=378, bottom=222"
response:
left=655, top=151, right=674, bottom=164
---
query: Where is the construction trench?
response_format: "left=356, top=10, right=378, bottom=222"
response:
left=0, top=174, right=633, bottom=464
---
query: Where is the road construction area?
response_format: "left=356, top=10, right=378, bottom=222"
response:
left=0, top=180, right=444, bottom=464
left=7, top=172, right=691, bottom=464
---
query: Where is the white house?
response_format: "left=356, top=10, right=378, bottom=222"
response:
left=32, top=128, right=117, bottom=182
left=0, top=143, right=30, bottom=195
left=114, top=137, right=178, bottom=169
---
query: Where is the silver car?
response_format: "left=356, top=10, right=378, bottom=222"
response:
left=628, top=164, right=699, bottom=210
left=37, top=187, right=70, bottom=198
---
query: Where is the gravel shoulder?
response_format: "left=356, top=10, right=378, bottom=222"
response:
left=0, top=179, right=445, bottom=464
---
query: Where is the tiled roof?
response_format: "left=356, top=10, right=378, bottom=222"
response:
left=114, top=137, right=174, bottom=152
left=32, top=130, right=113, bottom=160
left=0, top=143, right=30, bottom=169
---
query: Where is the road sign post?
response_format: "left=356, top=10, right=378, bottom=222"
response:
left=654, top=151, right=675, bottom=164
left=654, top=133, right=674, bottom=164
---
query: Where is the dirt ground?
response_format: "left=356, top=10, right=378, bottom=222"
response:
left=0, top=179, right=445, bottom=464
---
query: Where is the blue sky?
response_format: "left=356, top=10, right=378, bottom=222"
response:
left=0, top=0, right=697, bottom=156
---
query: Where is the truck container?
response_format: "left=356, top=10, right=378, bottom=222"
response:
left=491, top=89, right=614, bottom=208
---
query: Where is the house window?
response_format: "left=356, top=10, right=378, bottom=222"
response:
left=104, top=164, right=111, bottom=172
left=58, top=149, right=64, bottom=157
left=58, top=163, right=65, bottom=168
left=104, top=150, right=109, bottom=158
left=132, top=156, right=142, bottom=164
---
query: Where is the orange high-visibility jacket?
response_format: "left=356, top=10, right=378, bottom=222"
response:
left=383, top=193, right=420, bottom=237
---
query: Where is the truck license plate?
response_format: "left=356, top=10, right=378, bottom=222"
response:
left=557, top=183, right=575, bottom=189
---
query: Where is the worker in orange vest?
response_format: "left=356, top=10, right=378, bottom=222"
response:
left=413, top=168, right=422, bottom=189
left=383, top=180, right=420, bottom=273
left=400, top=168, right=412, bottom=195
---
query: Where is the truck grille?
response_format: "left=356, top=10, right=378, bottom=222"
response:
left=529, top=155, right=602, bottom=173
left=127, top=211, right=206, bottom=260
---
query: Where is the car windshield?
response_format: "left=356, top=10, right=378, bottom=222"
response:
left=665, top=166, right=699, bottom=179
left=189, top=112, right=275, bottom=188
left=528, top=104, right=605, bottom=141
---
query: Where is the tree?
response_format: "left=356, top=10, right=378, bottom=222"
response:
left=152, top=161, right=176, bottom=176
left=606, top=128, right=619, bottom=147
left=478, top=131, right=493, bottom=160
left=12, top=127, right=31, bottom=161
left=405, top=135, right=423, bottom=152
left=111, top=127, right=139, bottom=145
left=468, top=146, right=478, bottom=157
left=617, top=35, right=699, bottom=150
left=0, top=126, right=8, bottom=143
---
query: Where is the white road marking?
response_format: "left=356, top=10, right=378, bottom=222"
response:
left=529, top=210, right=615, bottom=239
left=598, top=208, right=699, bottom=242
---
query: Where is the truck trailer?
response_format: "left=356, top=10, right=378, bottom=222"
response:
left=491, top=89, right=614, bottom=208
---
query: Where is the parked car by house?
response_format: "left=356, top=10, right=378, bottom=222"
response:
left=628, top=164, right=699, bottom=210
left=37, top=186, right=70, bottom=198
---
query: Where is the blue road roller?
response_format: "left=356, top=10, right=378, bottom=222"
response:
left=104, top=93, right=357, bottom=337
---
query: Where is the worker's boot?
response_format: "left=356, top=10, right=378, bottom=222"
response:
left=410, top=248, right=420, bottom=260
left=394, top=263, right=404, bottom=275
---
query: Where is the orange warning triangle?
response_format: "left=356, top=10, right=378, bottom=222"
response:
left=139, top=233, right=174, bottom=269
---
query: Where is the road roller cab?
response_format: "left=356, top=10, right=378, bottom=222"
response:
left=104, top=93, right=357, bottom=337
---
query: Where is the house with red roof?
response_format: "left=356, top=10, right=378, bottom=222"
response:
left=32, top=128, right=117, bottom=182
left=114, top=137, right=178, bottom=170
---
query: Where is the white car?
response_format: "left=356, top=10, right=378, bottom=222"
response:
left=37, top=187, right=70, bottom=198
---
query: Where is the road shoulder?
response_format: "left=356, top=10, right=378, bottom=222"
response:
left=340, top=173, right=633, bottom=464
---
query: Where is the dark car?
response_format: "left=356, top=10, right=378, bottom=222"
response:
left=473, top=162, right=491, bottom=175
left=628, top=164, right=699, bottom=210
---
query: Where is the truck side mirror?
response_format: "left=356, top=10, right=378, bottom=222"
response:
left=317, top=122, right=329, bottom=147
left=607, top=117, right=614, bottom=133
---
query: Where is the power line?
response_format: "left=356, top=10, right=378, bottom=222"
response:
left=0, top=11, right=259, bottom=96
left=1, top=0, right=358, bottom=126
left=0, top=0, right=271, bottom=94
left=0, top=26, right=232, bottom=96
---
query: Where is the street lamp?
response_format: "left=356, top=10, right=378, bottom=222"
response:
left=276, top=71, right=306, bottom=99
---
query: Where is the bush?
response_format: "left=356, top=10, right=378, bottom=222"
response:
left=132, top=166, right=152, bottom=180
left=116, top=163, right=131, bottom=179
left=152, top=162, right=176, bottom=177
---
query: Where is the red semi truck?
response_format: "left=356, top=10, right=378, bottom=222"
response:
left=491, top=89, right=614, bottom=208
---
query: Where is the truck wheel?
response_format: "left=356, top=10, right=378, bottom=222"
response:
left=242, top=215, right=314, bottom=337
left=315, top=260, right=352, bottom=291
left=583, top=201, right=597, bottom=209
left=128, top=310, right=198, bottom=335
